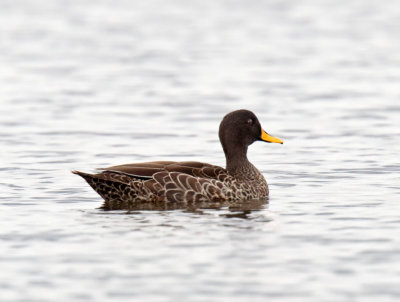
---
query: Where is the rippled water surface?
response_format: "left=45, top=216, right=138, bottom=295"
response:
left=1, top=0, right=400, bottom=301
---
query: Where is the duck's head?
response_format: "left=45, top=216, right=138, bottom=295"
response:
left=218, top=109, right=283, bottom=157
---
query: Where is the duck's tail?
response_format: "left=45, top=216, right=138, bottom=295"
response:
left=72, top=170, right=94, bottom=180
left=72, top=170, right=130, bottom=209
left=72, top=170, right=157, bottom=210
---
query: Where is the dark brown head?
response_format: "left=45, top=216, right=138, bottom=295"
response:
left=218, top=109, right=282, bottom=158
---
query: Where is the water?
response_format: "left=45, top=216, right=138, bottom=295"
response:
left=1, top=0, right=400, bottom=301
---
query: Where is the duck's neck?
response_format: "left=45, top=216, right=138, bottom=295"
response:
left=224, top=144, right=251, bottom=175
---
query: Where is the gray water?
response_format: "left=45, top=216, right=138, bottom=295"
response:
left=1, top=0, right=400, bottom=301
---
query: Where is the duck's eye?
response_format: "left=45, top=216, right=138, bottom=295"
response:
left=247, top=118, right=253, bottom=125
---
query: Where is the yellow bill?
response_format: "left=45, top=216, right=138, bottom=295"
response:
left=260, top=129, right=283, bottom=144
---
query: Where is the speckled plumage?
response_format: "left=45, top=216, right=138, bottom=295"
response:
left=73, top=110, right=282, bottom=210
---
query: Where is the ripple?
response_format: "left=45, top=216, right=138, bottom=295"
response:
left=1, top=0, right=400, bottom=301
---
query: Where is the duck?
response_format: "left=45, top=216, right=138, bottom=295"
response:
left=73, top=109, right=283, bottom=210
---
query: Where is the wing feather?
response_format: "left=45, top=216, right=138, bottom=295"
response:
left=99, top=161, right=225, bottom=181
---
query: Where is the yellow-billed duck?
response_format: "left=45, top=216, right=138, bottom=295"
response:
left=73, top=109, right=283, bottom=210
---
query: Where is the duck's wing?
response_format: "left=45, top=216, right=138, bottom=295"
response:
left=100, top=161, right=226, bottom=181
left=92, top=161, right=231, bottom=204
left=164, top=161, right=226, bottom=180
left=99, top=161, right=176, bottom=179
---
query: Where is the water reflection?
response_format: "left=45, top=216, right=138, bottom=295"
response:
left=220, top=210, right=262, bottom=220
left=95, top=198, right=268, bottom=220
